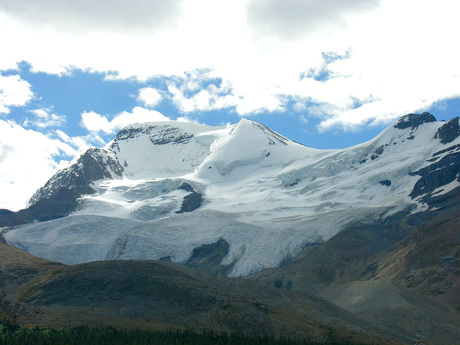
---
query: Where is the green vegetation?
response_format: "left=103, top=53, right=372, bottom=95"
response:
left=0, top=319, right=361, bottom=345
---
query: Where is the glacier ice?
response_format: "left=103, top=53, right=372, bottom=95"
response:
left=3, top=116, right=460, bottom=276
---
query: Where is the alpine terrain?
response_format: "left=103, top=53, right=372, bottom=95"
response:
left=1, top=112, right=459, bottom=344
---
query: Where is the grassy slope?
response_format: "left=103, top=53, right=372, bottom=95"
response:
left=0, top=242, right=401, bottom=345
left=374, top=194, right=460, bottom=311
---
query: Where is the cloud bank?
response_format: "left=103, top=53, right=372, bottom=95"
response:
left=1, top=0, right=459, bottom=131
left=246, top=0, right=380, bottom=40
left=0, top=0, right=183, bottom=34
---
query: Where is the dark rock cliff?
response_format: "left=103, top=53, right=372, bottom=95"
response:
left=28, top=148, right=124, bottom=207
left=435, top=117, right=460, bottom=144
left=393, top=112, right=436, bottom=130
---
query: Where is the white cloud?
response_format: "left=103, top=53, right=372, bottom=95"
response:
left=81, top=111, right=112, bottom=134
left=167, top=74, right=284, bottom=115
left=0, top=74, right=33, bottom=114
left=176, top=115, right=198, bottom=123
left=54, top=129, right=99, bottom=157
left=137, top=87, right=162, bottom=108
left=81, top=107, right=170, bottom=135
left=0, top=0, right=459, bottom=129
left=246, top=0, right=380, bottom=40
left=0, top=120, right=78, bottom=210
left=23, top=108, right=66, bottom=128
left=168, top=80, right=239, bottom=113
left=0, top=0, right=183, bottom=35
left=307, top=0, right=460, bottom=130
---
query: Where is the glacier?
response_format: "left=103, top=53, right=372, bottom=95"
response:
left=3, top=114, right=460, bottom=276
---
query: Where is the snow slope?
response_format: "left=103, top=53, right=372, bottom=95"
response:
left=3, top=114, right=460, bottom=276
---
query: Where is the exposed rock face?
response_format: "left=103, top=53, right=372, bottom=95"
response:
left=112, top=124, right=193, bottom=146
left=173, top=182, right=203, bottom=213
left=177, top=182, right=195, bottom=192
left=0, top=149, right=126, bottom=227
left=393, top=112, right=436, bottom=130
left=21, top=187, right=83, bottom=222
left=186, top=239, right=230, bottom=274
left=410, top=150, right=460, bottom=198
left=16, top=149, right=126, bottom=224
left=435, top=117, right=460, bottom=144
left=178, top=192, right=202, bottom=213
left=0, top=188, right=84, bottom=225
left=29, top=148, right=124, bottom=207
left=251, top=121, right=289, bottom=146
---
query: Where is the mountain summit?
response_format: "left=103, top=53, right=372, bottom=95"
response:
left=3, top=114, right=460, bottom=276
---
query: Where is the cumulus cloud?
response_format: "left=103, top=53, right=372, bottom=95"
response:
left=168, top=79, right=238, bottom=113
left=0, top=74, right=33, bottom=114
left=167, top=72, right=285, bottom=115
left=0, top=120, right=78, bottom=210
left=137, top=87, right=162, bottom=107
left=81, top=106, right=170, bottom=135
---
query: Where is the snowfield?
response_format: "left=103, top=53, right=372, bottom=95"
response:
left=3, top=116, right=460, bottom=276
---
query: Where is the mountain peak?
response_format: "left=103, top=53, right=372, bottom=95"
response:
left=434, top=117, right=460, bottom=144
left=232, top=118, right=290, bottom=146
left=393, top=112, right=436, bottom=130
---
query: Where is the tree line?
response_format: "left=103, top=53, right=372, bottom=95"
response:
left=0, top=319, right=363, bottom=345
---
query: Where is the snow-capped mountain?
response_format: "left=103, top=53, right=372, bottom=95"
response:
left=3, top=113, right=460, bottom=276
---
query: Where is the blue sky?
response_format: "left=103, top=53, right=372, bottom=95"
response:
left=1, top=0, right=460, bottom=210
